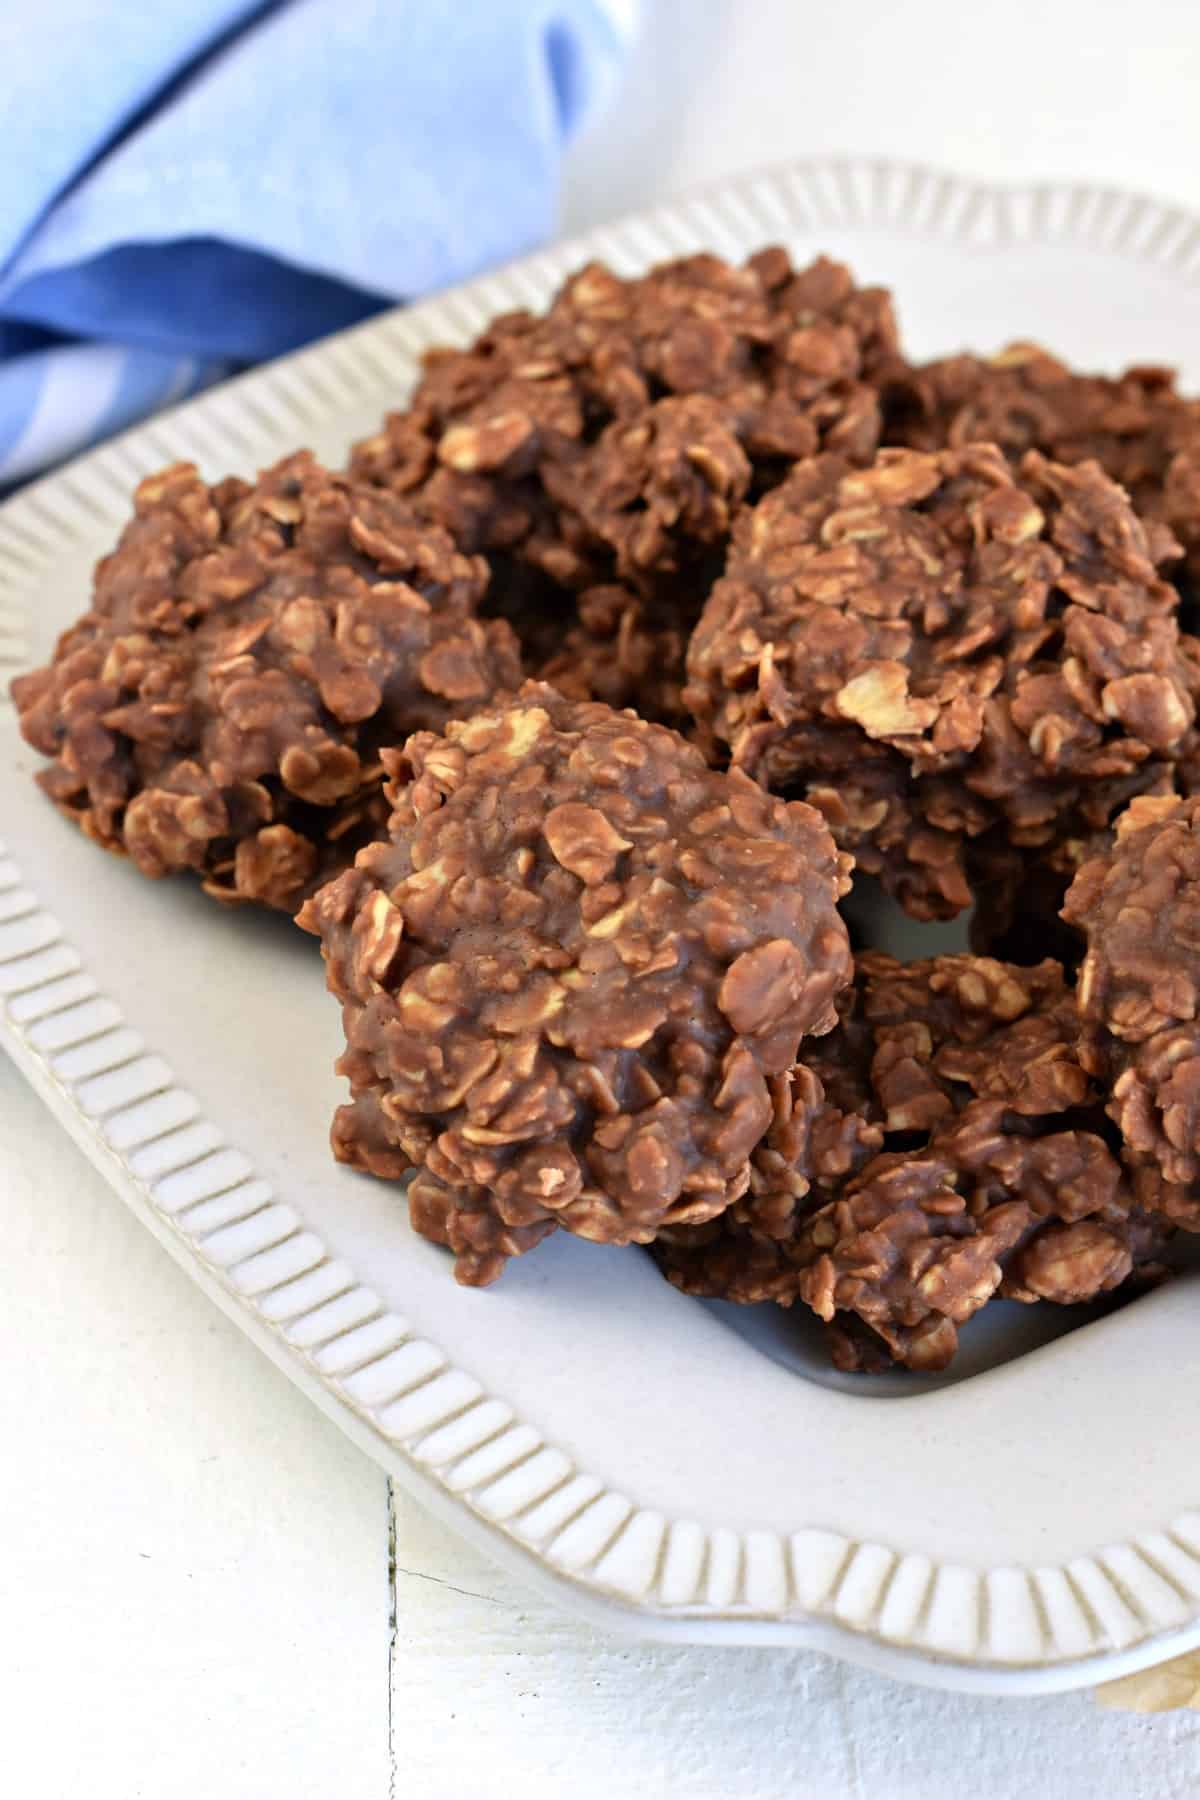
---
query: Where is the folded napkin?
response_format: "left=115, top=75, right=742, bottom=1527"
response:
left=0, top=0, right=635, bottom=486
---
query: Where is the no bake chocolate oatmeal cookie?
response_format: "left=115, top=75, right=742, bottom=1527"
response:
left=685, top=441, right=1197, bottom=919
left=1063, top=792, right=1200, bottom=1225
left=298, top=683, right=853, bottom=1283
left=350, top=249, right=899, bottom=722
left=12, top=452, right=521, bottom=911
left=655, top=953, right=1170, bottom=1369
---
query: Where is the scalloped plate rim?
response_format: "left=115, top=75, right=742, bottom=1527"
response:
left=3, top=155, right=1200, bottom=1695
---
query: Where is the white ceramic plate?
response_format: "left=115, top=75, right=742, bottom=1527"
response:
left=3, top=158, right=1200, bottom=1696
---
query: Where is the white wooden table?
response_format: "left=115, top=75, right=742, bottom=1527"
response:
left=7, top=3, right=1200, bottom=1793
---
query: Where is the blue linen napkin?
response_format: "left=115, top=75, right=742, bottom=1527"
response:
left=0, top=0, right=635, bottom=486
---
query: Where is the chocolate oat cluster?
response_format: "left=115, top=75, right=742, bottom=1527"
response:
left=1063, top=793, right=1200, bottom=1226
left=655, top=954, right=1168, bottom=1370
left=685, top=443, right=1196, bottom=919
left=12, top=453, right=520, bottom=910
left=15, top=242, right=1200, bottom=1371
left=297, top=683, right=852, bottom=1283
left=350, top=249, right=900, bottom=721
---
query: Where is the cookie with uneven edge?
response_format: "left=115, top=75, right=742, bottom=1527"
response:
left=1063, top=792, right=1200, bottom=1224
left=349, top=248, right=899, bottom=721
left=298, top=683, right=854, bottom=1284
left=685, top=442, right=1196, bottom=919
left=11, top=453, right=521, bottom=912
left=654, top=952, right=1168, bottom=1371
